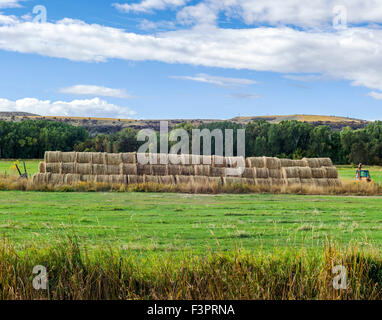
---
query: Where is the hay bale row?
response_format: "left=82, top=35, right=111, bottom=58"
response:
left=44, top=151, right=136, bottom=164
left=245, top=157, right=264, bottom=168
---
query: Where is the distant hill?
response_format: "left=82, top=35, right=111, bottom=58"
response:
left=0, top=112, right=370, bottom=134
left=0, top=112, right=39, bottom=117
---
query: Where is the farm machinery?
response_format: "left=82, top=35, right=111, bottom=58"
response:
left=355, top=163, right=373, bottom=183
left=13, top=161, right=29, bottom=179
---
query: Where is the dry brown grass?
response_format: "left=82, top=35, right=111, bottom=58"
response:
left=0, top=175, right=381, bottom=196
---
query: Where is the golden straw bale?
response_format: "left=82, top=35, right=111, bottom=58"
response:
left=245, top=157, right=264, bottom=168
left=311, top=168, right=326, bottom=179
left=46, top=163, right=61, bottom=174
left=38, top=162, right=46, bottom=173
left=298, top=167, right=313, bottom=179
left=280, top=158, right=294, bottom=167
left=151, top=164, right=169, bottom=176
left=328, top=178, right=342, bottom=187
left=207, top=177, right=222, bottom=185
left=194, top=165, right=211, bottom=176
left=292, top=159, right=309, bottom=167
left=271, top=178, right=285, bottom=186
left=61, top=152, right=76, bottom=163
left=48, top=174, right=64, bottom=185
left=92, top=164, right=106, bottom=175
left=121, top=152, right=137, bottom=164
left=281, top=167, right=300, bottom=179
left=263, top=157, right=281, bottom=169
left=318, top=158, right=333, bottom=167
left=226, top=156, right=245, bottom=168
left=107, top=153, right=122, bottom=165
left=159, top=175, right=175, bottom=185
left=302, top=158, right=320, bottom=168
left=137, top=164, right=152, bottom=175
left=75, top=163, right=92, bottom=175
left=285, top=178, right=301, bottom=186
left=168, top=165, right=181, bottom=176
left=45, top=151, right=61, bottom=163
left=255, top=168, right=269, bottom=179
left=144, top=175, right=160, bottom=184
left=223, top=177, right=243, bottom=185
left=106, top=165, right=121, bottom=175
left=109, top=175, right=127, bottom=184
left=32, top=173, right=49, bottom=184
left=200, top=155, right=212, bottom=165
left=175, top=175, right=194, bottom=184
left=301, top=178, right=315, bottom=186
left=81, top=175, right=96, bottom=183
left=120, top=164, right=138, bottom=175
left=95, top=175, right=110, bottom=184
left=242, top=168, right=256, bottom=179
left=76, top=152, right=92, bottom=164
left=168, top=153, right=181, bottom=165
left=210, top=167, right=226, bottom=177
left=268, top=169, right=282, bottom=179
left=325, top=167, right=339, bottom=179
left=92, top=153, right=106, bottom=165
left=193, top=176, right=209, bottom=185
left=255, top=178, right=271, bottom=186
left=141, top=153, right=160, bottom=165
left=179, top=165, right=194, bottom=176
left=61, top=163, right=75, bottom=174
left=128, top=175, right=144, bottom=184
left=64, top=174, right=81, bottom=185
left=242, top=178, right=256, bottom=185
left=212, top=155, right=226, bottom=168
left=315, top=178, right=329, bottom=188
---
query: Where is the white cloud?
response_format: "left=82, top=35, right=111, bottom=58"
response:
left=177, top=0, right=382, bottom=28
left=0, top=13, right=18, bottom=24
left=230, top=93, right=259, bottom=99
left=367, top=92, right=382, bottom=100
left=0, top=97, right=136, bottom=118
left=283, top=74, right=323, bottom=82
left=113, top=0, right=187, bottom=13
left=1, top=14, right=382, bottom=92
left=171, top=73, right=257, bottom=87
left=0, top=0, right=21, bottom=9
left=138, top=19, right=175, bottom=31
left=60, top=85, right=131, bottom=99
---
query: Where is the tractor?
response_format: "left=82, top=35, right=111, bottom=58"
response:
left=355, top=163, right=373, bottom=183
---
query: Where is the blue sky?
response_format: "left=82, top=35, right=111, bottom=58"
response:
left=0, top=0, right=382, bottom=120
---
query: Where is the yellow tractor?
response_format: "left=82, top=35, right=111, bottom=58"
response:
left=355, top=164, right=373, bottom=183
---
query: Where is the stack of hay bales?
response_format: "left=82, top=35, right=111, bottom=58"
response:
left=33, top=152, right=340, bottom=188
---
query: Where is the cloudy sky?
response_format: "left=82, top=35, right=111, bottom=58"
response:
left=0, top=0, right=382, bottom=120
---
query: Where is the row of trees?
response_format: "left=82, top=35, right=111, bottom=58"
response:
left=1, top=119, right=382, bottom=165
left=0, top=120, right=88, bottom=159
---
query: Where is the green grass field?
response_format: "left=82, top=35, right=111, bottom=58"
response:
left=0, top=191, right=381, bottom=254
left=0, top=160, right=39, bottom=176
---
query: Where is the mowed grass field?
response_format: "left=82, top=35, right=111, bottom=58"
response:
left=0, top=191, right=381, bottom=254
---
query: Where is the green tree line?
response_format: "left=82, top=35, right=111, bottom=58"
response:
left=1, top=119, right=382, bottom=165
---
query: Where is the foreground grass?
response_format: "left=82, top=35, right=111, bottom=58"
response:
left=1, top=239, right=382, bottom=300
left=0, top=191, right=381, bottom=254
